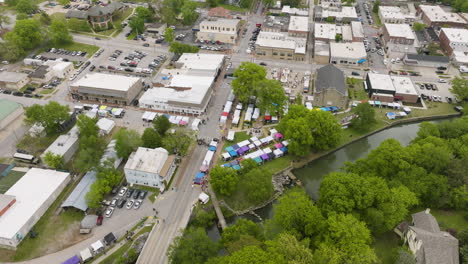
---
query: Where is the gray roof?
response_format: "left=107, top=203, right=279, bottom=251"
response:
left=100, top=139, right=122, bottom=169
left=411, top=210, right=459, bottom=264
left=61, top=171, right=97, bottom=211
left=28, top=65, right=49, bottom=79
left=87, top=2, right=124, bottom=17
left=0, top=71, right=28, bottom=83
left=81, top=214, right=98, bottom=229
left=406, top=54, right=449, bottom=63
left=315, top=64, right=346, bottom=95
left=65, top=10, right=88, bottom=19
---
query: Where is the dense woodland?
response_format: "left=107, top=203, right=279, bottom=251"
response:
left=169, top=117, right=468, bottom=264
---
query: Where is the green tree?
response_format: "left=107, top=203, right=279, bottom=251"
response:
left=446, top=157, right=468, bottom=188
left=162, top=128, right=192, bottom=156
left=129, top=16, right=145, bottom=35
left=279, top=117, right=313, bottom=156
left=265, top=233, right=314, bottom=264
left=350, top=102, right=376, bottom=131
left=4, top=18, right=43, bottom=52
left=16, top=12, right=28, bottom=20
left=86, top=181, right=106, bottom=208
left=169, top=41, right=200, bottom=54
left=49, top=18, right=72, bottom=45
left=232, top=62, right=267, bottom=103
left=164, top=27, right=175, bottom=42
left=168, top=227, right=218, bottom=264
left=335, top=33, right=342, bottom=42
left=114, top=129, right=142, bottom=159
left=460, top=245, right=468, bottom=264
left=43, top=151, right=65, bottom=169
left=161, top=5, right=177, bottom=25
left=215, top=246, right=277, bottom=264
left=15, top=0, right=37, bottom=14
left=221, top=219, right=263, bottom=246
left=282, top=0, right=301, bottom=7
left=407, top=136, right=452, bottom=174
left=239, top=0, right=250, bottom=8
left=414, top=122, right=440, bottom=141
left=210, top=166, right=238, bottom=196
left=449, top=185, right=468, bottom=210
left=450, top=77, right=468, bottom=102
left=326, top=16, right=334, bottom=23
left=5, top=0, right=18, bottom=7
left=67, top=18, right=92, bottom=32
left=24, top=102, right=70, bottom=135
left=372, top=0, right=380, bottom=13
left=153, top=115, right=171, bottom=135
left=76, top=115, right=99, bottom=138
left=256, top=79, right=288, bottom=116
left=0, top=10, right=11, bottom=29
left=142, top=128, right=162, bottom=149
left=243, top=168, right=274, bottom=204
left=266, top=188, right=324, bottom=239
left=307, top=110, right=342, bottom=150
left=136, top=6, right=152, bottom=21
left=39, top=12, right=52, bottom=25
left=207, top=0, right=219, bottom=7
left=74, top=135, right=105, bottom=172
left=181, top=1, right=198, bottom=25
left=394, top=248, right=415, bottom=264
left=412, top=22, right=425, bottom=32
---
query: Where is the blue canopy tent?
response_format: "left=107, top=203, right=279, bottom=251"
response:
left=228, top=150, right=238, bottom=157
left=209, top=146, right=216, bottom=151
left=253, top=157, right=263, bottom=165
left=330, top=106, right=339, bottom=112
left=280, top=146, right=288, bottom=154
left=358, top=59, right=366, bottom=64
left=229, top=160, right=239, bottom=166
left=194, top=172, right=205, bottom=185
left=223, top=163, right=231, bottom=168
left=232, top=165, right=241, bottom=170
left=232, top=144, right=240, bottom=150
left=225, top=146, right=234, bottom=152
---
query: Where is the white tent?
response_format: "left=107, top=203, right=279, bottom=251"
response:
left=282, top=140, right=289, bottom=146
left=248, top=143, right=255, bottom=149
left=232, top=116, right=240, bottom=125
left=85, top=109, right=98, bottom=119
left=222, top=152, right=231, bottom=161
left=254, top=140, right=262, bottom=148
left=273, top=149, right=284, bottom=158
left=238, top=140, right=250, bottom=148
left=80, top=247, right=93, bottom=261
left=219, top=115, right=227, bottom=124
left=97, top=118, right=115, bottom=135
left=269, top=128, right=278, bottom=136
left=263, top=147, right=272, bottom=154
left=252, top=108, right=260, bottom=120
left=199, top=192, right=210, bottom=204
left=91, top=240, right=104, bottom=253
left=227, top=131, right=235, bottom=141
left=191, top=118, right=201, bottom=131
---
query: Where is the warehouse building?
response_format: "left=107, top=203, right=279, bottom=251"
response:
left=70, top=73, right=142, bottom=105
left=0, top=99, right=23, bottom=131
left=330, top=42, right=367, bottom=65
left=417, top=5, right=466, bottom=28
left=41, top=125, right=80, bottom=162
left=0, top=72, right=29, bottom=90
left=124, top=147, right=176, bottom=191
left=0, top=168, right=70, bottom=249
left=403, top=54, right=450, bottom=68
left=366, top=73, right=419, bottom=103
left=255, top=31, right=306, bottom=61
left=197, top=18, right=240, bottom=44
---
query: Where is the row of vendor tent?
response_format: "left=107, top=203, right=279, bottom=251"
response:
left=352, top=101, right=404, bottom=109
left=141, top=112, right=201, bottom=130
left=319, top=106, right=339, bottom=112
left=223, top=144, right=289, bottom=169
left=244, top=104, right=261, bottom=123
left=196, top=139, right=220, bottom=183
left=386, top=111, right=409, bottom=120
left=222, top=137, right=287, bottom=161
left=220, top=101, right=233, bottom=125
left=232, top=109, right=241, bottom=125
left=61, top=233, right=116, bottom=264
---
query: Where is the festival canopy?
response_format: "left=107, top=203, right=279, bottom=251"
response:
left=225, top=146, right=234, bottom=152
left=62, top=255, right=80, bottom=264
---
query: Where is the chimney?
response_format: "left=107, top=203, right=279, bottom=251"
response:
left=425, top=208, right=430, bottom=214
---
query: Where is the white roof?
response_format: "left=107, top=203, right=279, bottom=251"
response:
left=256, top=32, right=306, bottom=54
left=80, top=248, right=93, bottom=261
left=384, top=23, right=415, bottom=40
left=321, top=6, right=357, bottom=19
left=0, top=168, right=70, bottom=240
left=177, top=53, right=225, bottom=74
left=314, top=23, right=337, bottom=40
left=281, top=5, right=309, bottom=16
left=367, top=73, right=395, bottom=92
left=198, top=192, right=209, bottom=203
left=44, top=60, right=73, bottom=72
left=41, top=126, right=79, bottom=158
left=391, top=76, right=418, bottom=95
left=419, top=5, right=465, bottom=24
left=72, top=73, right=140, bottom=92
left=341, top=25, right=353, bottom=41
left=140, top=75, right=214, bottom=106
left=351, top=21, right=364, bottom=39
left=441, top=28, right=468, bottom=43
left=91, top=240, right=104, bottom=251
left=330, top=42, right=367, bottom=59
left=314, top=41, right=330, bottom=56
left=288, top=16, right=309, bottom=32
left=96, top=118, right=115, bottom=133
left=125, top=147, right=169, bottom=174
left=0, top=71, right=28, bottom=83
left=379, top=6, right=406, bottom=20
left=200, top=18, right=239, bottom=28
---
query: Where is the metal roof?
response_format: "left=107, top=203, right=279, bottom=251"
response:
left=406, top=54, right=449, bottom=63
left=0, top=99, right=21, bottom=122
left=61, top=171, right=96, bottom=211
left=315, top=64, right=346, bottom=95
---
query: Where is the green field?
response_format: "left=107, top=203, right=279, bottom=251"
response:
left=0, top=171, right=25, bottom=194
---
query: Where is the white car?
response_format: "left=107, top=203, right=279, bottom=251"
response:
left=126, top=200, right=134, bottom=209
left=110, top=198, right=118, bottom=207
left=105, top=207, right=114, bottom=218
left=459, top=66, right=468, bottom=73
left=133, top=200, right=142, bottom=209
left=438, top=79, right=447, bottom=83
left=118, top=187, right=128, bottom=197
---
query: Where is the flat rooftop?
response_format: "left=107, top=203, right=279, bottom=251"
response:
left=321, top=6, right=357, bottom=19
left=125, top=147, right=169, bottom=174
left=419, top=5, right=465, bottom=24
left=0, top=71, right=28, bottom=83
left=177, top=53, right=225, bottom=73
left=351, top=21, right=364, bottom=38
left=288, top=16, right=309, bottom=32
left=256, top=31, right=306, bottom=54
left=72, top=73, right=140, bottom=92
left=0, top=99, right=21, bottom=121
left=199, top=18, right=240, bottom=28
left=315, top=23, right=338, bottom=40
left=391, top=76, right=418, bottom=95
left=141, top=75, right=214, bottom=106
left=0, top=168, right=70, bottom=240
left=330, top=42, right=367, bottom=59
left=368, top=73, right=395, bottom=92
left=41, top=126, right=79, bottom=158
left=441, top=28, right=468, bottom=43
left=379, top=6, right=406, bottom=20
left=384, top=23, right=415, bottom=40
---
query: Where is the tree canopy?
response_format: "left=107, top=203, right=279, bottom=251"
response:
left=4, top=18, right=43, bottom=57
left=153, top=115, right=171, bottom=135
left=210, top=166, right=238, bottom=196
left=232, top=62, right=267, bottom=103
left=114, top=129, right=142, bottom=159
left=43, top=151, right=65, bottom=169
left=142, top=128, right=162, bottom=149
left=25, top=101, right=70, bottom=135
left=168, top=227, right=218, bottom=264
left=450, top=77, right=468, bottom=102
left=49, top=18, right=72, bottom=45
left=350, top=102, right=376, bottom=131
left=164, top=27, right=175, bottom=42
left=170, top=41, right=200, bottom=54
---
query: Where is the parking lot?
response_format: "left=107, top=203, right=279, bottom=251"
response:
left=415, top=81, right=454, bottom=103
left=103, top=186, right=153, bottom=219
left=39, top=48, right=89, bottom=62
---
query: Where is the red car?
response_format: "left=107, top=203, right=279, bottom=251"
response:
left=97, top=215, right=103, bottom=226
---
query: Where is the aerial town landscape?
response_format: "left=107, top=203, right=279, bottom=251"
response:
left=0, top=0, right=467, bottom=262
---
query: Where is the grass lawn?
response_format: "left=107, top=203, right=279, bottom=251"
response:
left=219, top=4, right=248, bottom=13
left=39, top=89, right=55, bottom=95
left=262, top=155, right=293, bottom=174
left=430, top=209, right=468, bottom=232
left=347, top=78, right=368, bottom=101
left=372, top=11, right=382, bottom=26
left=232, top=131, right=250, bottom=144
left=0, top=171, right=25, bottom=194
left=373, top=231, right=402, bottom=264
left=50, top=12, right=66, bottom=20
left=16, top=134, right=58, bottom=158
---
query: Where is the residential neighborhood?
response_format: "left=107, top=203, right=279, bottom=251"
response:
left=0, top=0, right=467, bottom=263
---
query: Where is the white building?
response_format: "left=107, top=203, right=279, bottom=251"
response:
left=418, top=5, right=466, bottom=28
left=96, top=118, right=115, bottom=135
left=330, top=42, right=367, bottom=65
left=351, top=21, right=365, bottom=41
left=319, top=6, right=358, bottom=22
left=44, top=60, right=74, bottom=79
left=0, top=72, right=29, bottom=90
left=288, top=16, right=309, bottom=38
left=0, top=168, right=70, bottom=249
left=124, top=147, right=176, bottom=190
left=378, top=6, right=415, bottom=24
left=314, top=23, right=339, bottom=42
left=141, top=53, right=225, bottom=115
left=439, top=28, right=468, bottom=56
left=281, top=5, right=309, bottom=16
left=197, top=18, right=240, bottom=44
left=41, top=125, right=80, bottom=162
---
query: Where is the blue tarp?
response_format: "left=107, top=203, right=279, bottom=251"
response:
left=330, top=106, right=339, bottom=111
left=358, top=59, right=366, bottom=64
left=209, top=146, right=216, bottom=151
left=194, top=172, right=205, bottom=184
left=232, top=165, right=241, bottom=170
left=229, top=160, right=239, bottom=166
left=280, top=147, right=288, bottom=153
left=223, top=163, right=231, bottom=168
left=62, top=255, right=80, bottom=264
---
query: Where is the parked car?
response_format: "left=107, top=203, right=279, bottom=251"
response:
left=105, top=207, right=114, bottom=217
left=351, top=71, right=360, bottom=76
left=111, top=187, right=119, bottom=195
left=110, top=198, right=118, bottom=207
left=139, top=190, right=148, bottom=200
left=435, top=70, right=444, bottom=74
left=118, top=187, right=128, bottom=196
left=143, top=43, right=150, bottom=47
left=117, top=199, right=127, bottom=208
left=126, top=200, right=134, bottom=209
left=133, top=200, right=142, bottom=209
left=90, top=65, right=96, bottom=71
left=133, top=190, right=141, bottom=199
left=97, top=215, right=103, bottom=225
left=259, top=62, right=267, bottom=66
left=126, top=189, right=134, bottom=198
left=438, top=79, right=447, bottom=83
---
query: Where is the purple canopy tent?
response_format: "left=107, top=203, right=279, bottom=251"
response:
left=261, top=154, right=269, bottom=161
left=232, top=144, right=240, bottom=150
left=62, top=255, right=80, bottom=264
